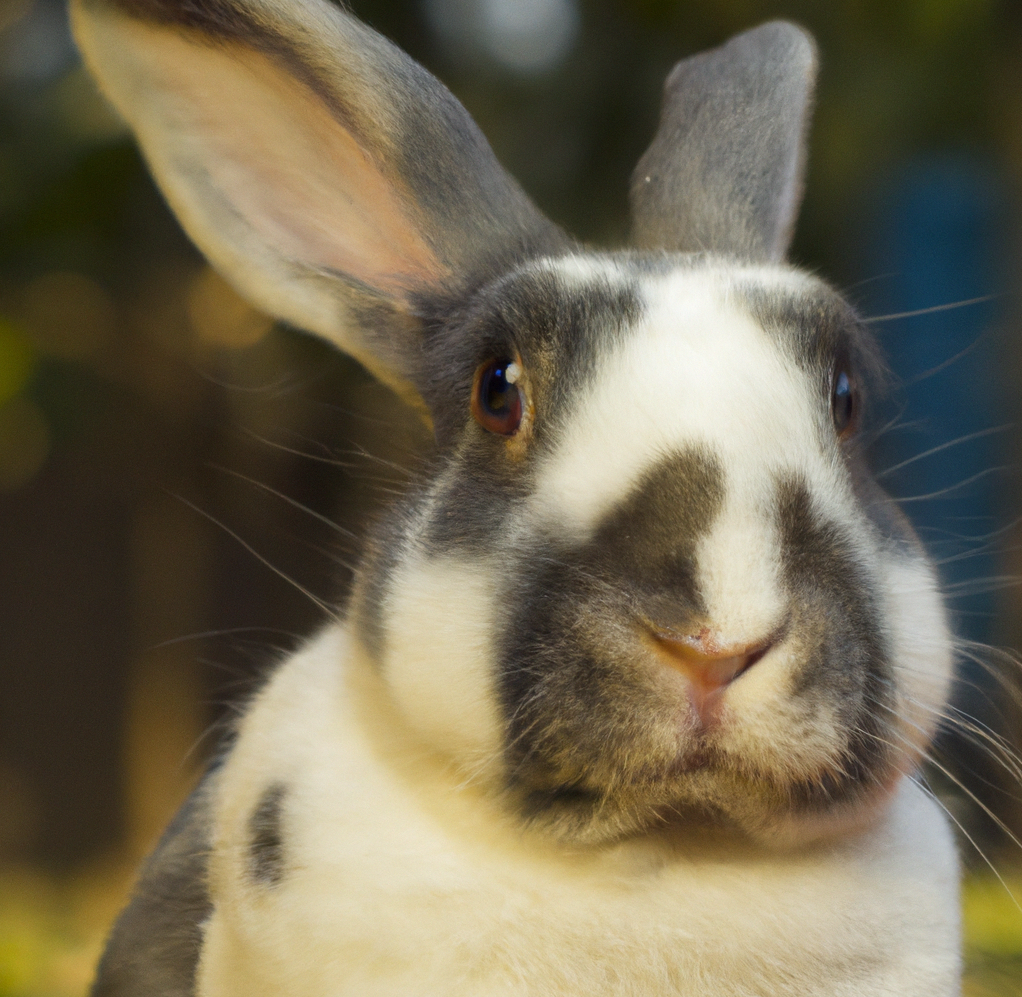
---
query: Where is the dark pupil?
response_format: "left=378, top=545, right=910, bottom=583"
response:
left=833, top=370, right=853, bottom=431
left=482, top=363, right=514, bottom=415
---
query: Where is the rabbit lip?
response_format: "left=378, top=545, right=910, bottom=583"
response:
left=670, top=747, right=712, bottom=774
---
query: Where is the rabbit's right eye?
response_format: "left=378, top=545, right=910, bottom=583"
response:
left=831, top=365, right=857, bottom=438
left=471, top=358, right=523, bottom=436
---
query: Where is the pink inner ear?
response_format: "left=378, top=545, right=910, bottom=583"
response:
left=137, top=26, right=447, bottom=300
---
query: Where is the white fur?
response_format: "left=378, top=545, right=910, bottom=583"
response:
left=882, top=557, right=956, bottom=760
left=382, top=553, right=505, bottom=778
left=198, top=626, right=961, bottom=997
left=529, top=266, right=838, bottom=539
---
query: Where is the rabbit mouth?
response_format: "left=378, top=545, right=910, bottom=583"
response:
left=500, top=603, right=900, bottom=845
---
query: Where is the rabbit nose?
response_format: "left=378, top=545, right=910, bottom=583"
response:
left=650, top=628, right=773, bottom=723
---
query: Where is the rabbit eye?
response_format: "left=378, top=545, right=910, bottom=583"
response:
left=831, top=366, right=856, bottom=437
left=472, top=358, right=523, bottom=436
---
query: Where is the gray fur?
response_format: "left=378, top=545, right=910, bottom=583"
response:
left=91, top=780, right=212, bottom=997
left=418, top=262, right=644, bottom=448
left=773, top=475, right=892, bottom=805
left=248, top=783, right=287, bottom=886
left=630, top=21, right=816, bottom=261
left=499, top=447, right=726, bottom=841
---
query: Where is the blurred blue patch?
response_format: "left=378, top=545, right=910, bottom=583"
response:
left=863, top=156, right=1008, bottom=650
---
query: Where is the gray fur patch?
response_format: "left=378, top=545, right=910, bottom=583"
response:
left=737, top=277, right=885, bottom=387
left=630, top=22, right=816, bottom=262
left=846, top=447, right=920, bottom=555
left=499, top=448, right=725, bottom=834
left=248, top=782, right=288, bottom=886
left=590, top=446, right=725, bottom=616
left=91, top=781, right=213, bottom=997
left=419, top=263, right=644, bottom=450
left=774, top=475, right=892, bottom=804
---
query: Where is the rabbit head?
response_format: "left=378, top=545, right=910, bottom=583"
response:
left=72, top=0, right=954, bottom=846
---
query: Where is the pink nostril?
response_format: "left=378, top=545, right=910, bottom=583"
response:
left=650, top=629, right=772, bottom=696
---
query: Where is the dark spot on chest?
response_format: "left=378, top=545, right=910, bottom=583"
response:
left=248, top=783, right=288, bottom=886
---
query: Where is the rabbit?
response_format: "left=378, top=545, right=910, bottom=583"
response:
left=70, top=0, right=963, bottom=994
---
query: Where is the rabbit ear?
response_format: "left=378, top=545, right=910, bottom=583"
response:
left=630, top=22, right=817, bottom=263
left=70, top=0, right=566, bottom=401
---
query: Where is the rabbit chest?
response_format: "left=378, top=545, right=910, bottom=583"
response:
left=194, top=626, right=960, bottom=997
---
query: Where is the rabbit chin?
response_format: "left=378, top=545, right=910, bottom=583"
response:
left=507, top=763, right=912, bottom=849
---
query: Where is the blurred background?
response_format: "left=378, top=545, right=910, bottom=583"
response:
left=1, top=0, right=1022, bottom=993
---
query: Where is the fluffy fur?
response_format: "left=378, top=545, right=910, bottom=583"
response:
left=72, top=1, right=963, bottom=993
left=197, top=626, right=960, bottom=997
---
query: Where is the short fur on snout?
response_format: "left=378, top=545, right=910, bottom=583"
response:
left=72, top=1, right=962, bottom=994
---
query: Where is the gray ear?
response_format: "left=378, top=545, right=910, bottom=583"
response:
left=630, top=22, right=817, bottom=262
left=70, top=0, right=566, bottom=405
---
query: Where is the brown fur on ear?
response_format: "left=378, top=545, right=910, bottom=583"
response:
left=71, top=0, right=566, bottom=403
left=113, top=21, right=447, bottom=292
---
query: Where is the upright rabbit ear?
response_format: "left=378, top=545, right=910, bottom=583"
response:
left=630, top=22, right=817, bottom=263
left=70, top=0, right=566, bottom=402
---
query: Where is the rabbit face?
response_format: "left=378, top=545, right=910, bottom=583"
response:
left=71, top=0, right=953, bottom=847
left=364, top=256, right=952, bottom=845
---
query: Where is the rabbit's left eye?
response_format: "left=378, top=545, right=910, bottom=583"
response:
left=472, top=358, right=523, bottom=435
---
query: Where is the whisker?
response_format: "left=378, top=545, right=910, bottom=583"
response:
left=953, top=643, right=1022, bottom=710
left=856, top=680, right=1021, bottom=812
left=239, top=426, right=356, bottom=468
left=863, top=294, right=997, bottom=325
left=861, top=405, right=919, bottom=448
left=876, top=425, right=1012, bottom=480
left=171, top=493, right=341, bottom=624
left=154, top=626, right=309, bottom=649
left=894, top=466, right=1010, bottom=503
left=882, top=715, right=1022, bottom=856
left=181, top=712, right=238, bottom=766
left=941, top=576, right=1021, bottom=599
left=298, top=538, right=358, bottom=575
left=209, top=463, right=361, bottom=540
left=239, top=425, right=424, bottom=479
left=192, top=357, right=304, bottom=395
left=910, top=772, right=1022, bottom=917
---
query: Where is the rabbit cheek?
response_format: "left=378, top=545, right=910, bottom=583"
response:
left=377, top=553, right=505, bottom=774
left=881, top=555, right=954, bottom=767
left=846, top=453, right=954, bottom=764
left=497, top=450, right=729, bottom=839
left=751, top=479, right=894, bottom=792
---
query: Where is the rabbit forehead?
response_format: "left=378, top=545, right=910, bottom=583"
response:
left=527, top=262, right=836, bottom=537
